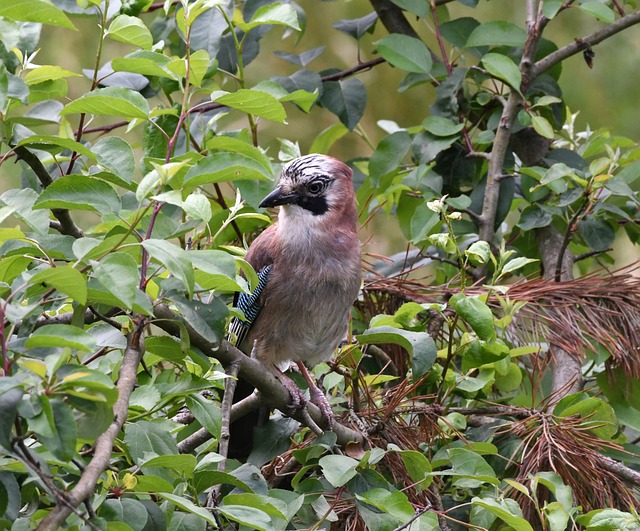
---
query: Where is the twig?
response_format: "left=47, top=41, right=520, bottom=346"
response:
left=554, top=197, right=589, bottom=281
left=532, top=9, right=640, bottom=78
left=321, top=58, right=385, bottom=82
left=13, top=146, right=84, bottom=239
left=207, top=359, right=241, bottom=507
left=574, top=247, right=613, bottom=263
left=37, top=323, right=145, bottom=530
left=177, top=392, right=262, bottom=454
left=392, top=504, right=433, bottom=531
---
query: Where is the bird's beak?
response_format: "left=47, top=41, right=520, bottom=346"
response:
left=259, top=187, right=300, bottom=208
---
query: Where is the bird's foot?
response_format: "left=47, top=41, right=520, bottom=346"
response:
left=280, top=375, right=307, bottom=415
left=309, top=386, right=334, bottom=430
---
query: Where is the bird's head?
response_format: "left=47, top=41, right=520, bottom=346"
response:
left=260, top=154, right=355, bottom=219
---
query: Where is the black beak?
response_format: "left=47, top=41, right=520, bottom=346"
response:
left=259, top=187, right=300, bottom=208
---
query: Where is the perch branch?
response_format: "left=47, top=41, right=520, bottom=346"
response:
left=153, top=304, right=364, bottom=449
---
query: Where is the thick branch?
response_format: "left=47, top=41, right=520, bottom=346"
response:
left=13, top=146, right=84, bottom=239
left=37, top=327, right=145, bottom=531
left=153, top=304, right=364, bottom=448
left=536, top=226, right=582, bottom=402
left=369, top=0, right=419, bottom=38
left=532, top=9, right=640, bottom=78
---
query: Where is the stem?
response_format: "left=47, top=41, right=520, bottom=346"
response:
left=139, top=202, right=165, bottom=291
left=66, top=0, right=110, bottom=176
left=430, top=2, right=452, bottom=75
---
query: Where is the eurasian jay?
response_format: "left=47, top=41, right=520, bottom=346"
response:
left=229, top=154, right=361, bottom=428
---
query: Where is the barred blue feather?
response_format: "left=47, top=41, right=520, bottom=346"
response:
left=228, top=265, right=272, bottom=347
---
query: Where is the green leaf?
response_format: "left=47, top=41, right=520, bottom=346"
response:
left=183, top=193, right=212, bottom=223
left=38, top=398, right=78, bottom=461
left=390, top=0, right=428, bottom=17
left=369, top=131, right=411, bottom=184
left=375, top=34, right=433, bottom=74
left=56, top=366, right=118, bottom=405
left=472, top=497, right=533, bottom=531
left=34, top=175, right=121, bottom=214
left=92, top=136, right=136, bottom=187
left=185, top=394, right=221, bottom=439
left=0, top=0, right=76, bottom=29
left=332, top=12, right=378, bottom=39
left=142, top=239, right=195, bottom=297
left=356, top=489, right=414, bottom=520
left=576, top=508, right=640, bottom=530
left=319, top=78, right=366, bottom=131
left=156, top=493, right=217, bottom=526
left=29, top=266, right=87, bottom=305
left=450, top=448, right=498, bottom=488
left=501, top=256, right=538, bottom=275
left=183, top=153, right=273, bottom=188
left=578, top=1, right=615, bottom=23
left=578, top=217, right=615, bottom=251
left=319, top=455, right=359, bottom=487
left=310, top=123, right=349, bottom=154
left=481, top=53, right=522, bottom=91
left=107, top=15, right=153, bottom=50
left=357, top=326, right=437, bottom=380
left=92, top=253, right=139, bottom=309
left=398, top=450, right=432, bottom=490
left=531, top=115, right=555, bottom=139
left=188, top=250, right=243, bottom=292
left=212, top=89, right=286, bottom=123
left=141, top=454, right=197, bottom=476
left=518, top=204, right=552, bottom=230
left=222, top=493, right=289, bottom=520
left=112, top=51, right=177, bottom=80
left=99, top=499, right=148, bottom=530
left=24, top=65, right=81, bottom=85
left=238, top=2, right=300, bottom=32
left=61, top=86, right=150, bottom=119
left=423, top=115, right=465, bottom=137
left=125, top=421, right=179, bottom=465
left=0, top=381, right=23, bottom=450
left=466, top=20, right=526, bottom=47
left=449, top=293, right=496, bottom=342
left=206, top=136, right=272, bottom=172
left=465, top=240, right=491, bottom=266
left=26, top=324, right=97, bottom=352
left=17, top=135, right=96, bottom=161
left=218, top=505, right=272, bottom=531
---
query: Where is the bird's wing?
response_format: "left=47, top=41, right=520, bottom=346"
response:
left=227, top=224, right=278, bottom=348
left=228, top=264, right=271, bottom=347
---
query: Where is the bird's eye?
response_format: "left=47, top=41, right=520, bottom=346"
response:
left=307, top=181, right=324, bottom=195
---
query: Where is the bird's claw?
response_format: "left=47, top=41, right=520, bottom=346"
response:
left=309, top=386, right=334, bottom=430
left=281, top=378, right=307, bottom=415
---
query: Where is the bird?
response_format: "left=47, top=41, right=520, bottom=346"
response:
left=228, top=153, right=361, bottom=430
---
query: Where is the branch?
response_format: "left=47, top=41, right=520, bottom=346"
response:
left=37, top=325, right=145, bottom=531
left=601, top=455, right=640, bottom=487
left=13, top=146, right=84, bottom=239
left=532, top=9, right=640, bottom=78
left=321, top=58, right=386, bottom=82
left=477, top=8, right=548, bottom=252
left=369, top=0, right=420, bottom=38
left=153, top=304, right=364, bottom=449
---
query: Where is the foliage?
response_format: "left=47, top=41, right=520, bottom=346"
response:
left=0, top=0, right=640, bottom=529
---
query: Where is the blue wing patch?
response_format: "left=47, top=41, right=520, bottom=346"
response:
left=228, top=265, right=272, bottom=347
